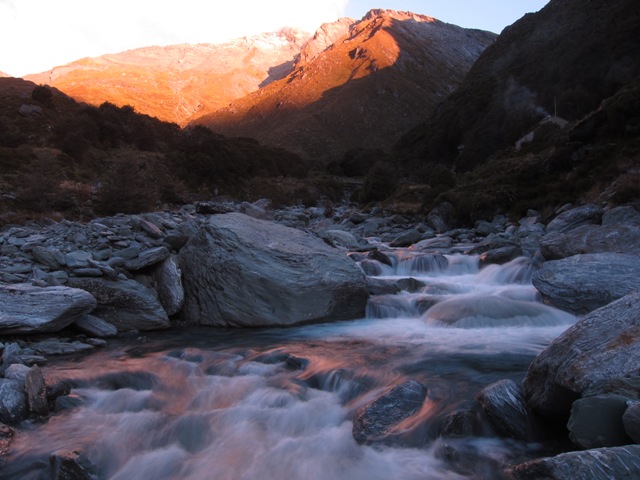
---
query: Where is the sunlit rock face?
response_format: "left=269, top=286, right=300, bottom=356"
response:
left=194, top=10, right=495, bottom=162
left=178, top=213, right=369, bottom=327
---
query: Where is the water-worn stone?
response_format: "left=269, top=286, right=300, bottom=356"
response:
left=0, top=379, right=28, bottom=425
left=0, top=284, right=97, bottom=334
left=476, top=379, right=539, bottom=441
left=67, top=278, right=170, bottom=332
left=390, top=229, right=423, bottom=248
left=568, top=394, right=631, bottom=448
left=25, top=365, right=49, bottom=416
left=623, top=402, right=640, bottom=443
left=546, top=204, right=603, bottom=234
left=30, top=339, right=95, bottom=356
left=540, top=224, right=640, bottom=259
left=532, top=253, right=640, bottom=314
left=352, top=380, right=428, bottom=444
left=523, top=290, right=640, bottom=419
left=50, top=449, right=94, bottom=480
left=73, top=314, right=118, bottom=338
left=507, top=445, right=640, bottom=480
left=178, top=213, right=368, bottom=327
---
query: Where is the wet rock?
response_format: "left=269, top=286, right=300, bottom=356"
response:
left=149, top=256, right=184, bottom=316
left=507, top=445, right=640, bottom=480
left=4, top=364, right=29, bottom=384
left=365, top=277, right=400, bottom=295
left=25, top=365, right=49, bottom=416
left=50, top=449, right=94, bottom=480
left=540, top=224, right=640, bottom=259
left=439, top=402, right=480, bottom=438
left=178, top=213, right=368, bottom=327
left=467, top=233, right=519, bottom=255
left=567, top=394, right=631, bottom=448
left=478, top=245, right=523, bottom=266
left=0, top=422, right=13, bottom=459
left=352, top=380, right=428, bottom=444
left=1, top=343, right=23, bottom=373
left=367, top=249, right=393, bottom=267
left=123, top=246, right=170, bottom=272
left=68, top=278, right=170, bottom=332
left=546, top=203, right=603, bottom=234
left=0, top=379, right=28, bottom=425
left=73, top=314, right=118, bottom=338
left=395, top=277, right=426, bottom=293
left=359, top=259, right=383, bottom=276
left=532, top=253, right=640, bottom=314
left=30, top=339, right=95, bottom=356
left=623, top=402, right=640, bottom=443
left=476, top=379, right=539, bottom=441
left=410, top=236, right=453, bottom=251
left=523, top=290, right=640, bottom=419
left=0, top=284, right=97, bottom=334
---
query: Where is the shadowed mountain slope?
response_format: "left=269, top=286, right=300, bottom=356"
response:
left=193, top=10, right=496, bottom=163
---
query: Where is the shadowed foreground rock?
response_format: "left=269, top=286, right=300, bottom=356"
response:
left=507, top=445, right=640, bottom=480
left=178, top=213, right=369, bottom=327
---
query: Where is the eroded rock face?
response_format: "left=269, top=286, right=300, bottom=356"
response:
left=0, top=284, right=97, bottom=334
left=532, top=253, right=640, bottom=314
left=178, top=213, right=369, bottom=327
left=523, top=290, right=640, bottom=419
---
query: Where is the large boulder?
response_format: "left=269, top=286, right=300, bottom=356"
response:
left=0, top=379, right=28, bottom=425
left=0, top=284, right=97, bottom=334
left=532, top=253, right=640, bottom=314
left=523, top=290, right=640, bottom=419
left=507, top=445, right=640, bottom=480
left=67, top=278, right=170, bottom=332
left=178, top=213, right=368, bottom=327
left=567, top=394, right=632, bottom=448
left=540, top=224, right=640, bottom=260
left=546, top=204, right=603, bottom=234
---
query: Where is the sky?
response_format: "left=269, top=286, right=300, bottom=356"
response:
left=0, top=0, right=549, bottom=77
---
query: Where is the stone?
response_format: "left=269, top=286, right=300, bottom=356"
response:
left=410, top=236, right=453, bottom=251
left=64, top=251, right=92, bottom=268
left=50, top=449, right=94, bottom=480
left=439, top=403, right=480, bottom=438
left=476, top=379, right=539, bottom=441
left=540, top=224, right=640, bottom=259
left=3, top=364, right=30, bottom=384
left=426, top=202, right=454, bottom=234
left=546, top=203, right=603, bottom=234
left=25, top=365, right=49, bottom=416
left=322, top=230, right=361, bottom=250
left=0, top=422, right=13, bottom=459
left=178, top=213, right=368, bottom=327
left=73, top=314, right=118, bottom=338
left=352, top=380, right=428, bottom=444
left=0, top=284, right=97, bottom=334
left=623, top=402, right=640, bottom=443
left=602, top=206, right=640, bottom=226
left=568, top=394, right=631, bottom=448
left=239, top=202, right=268, bottom=220
left=123, top=246, right=170, bottom=272
left=0, top=379, right=28, bottom=425
left=30, top=339, right=95, bottom=356
left=389, top=229, right=423, bottom=248
left=523, top=290, right=640, bottom=419
left=30, top=246, right=64, bottom=269
left=68, top=278, right=170, bottom=332
left=140, top=219, right=164, bottom=239
left=467, top=233, right=519, bottom=255
left=148, top=256, right=184, bottom=316
left=507, top=445, right=640, bottom=480
left=478, top=245, right=523, bottom=266
left=532, top=253, right=640, bottom=314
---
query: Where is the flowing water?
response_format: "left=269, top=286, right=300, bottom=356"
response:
left=2, top=244, right=576, bottom=479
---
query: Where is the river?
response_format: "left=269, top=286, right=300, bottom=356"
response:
left=1, top=243, right=576, bottom=479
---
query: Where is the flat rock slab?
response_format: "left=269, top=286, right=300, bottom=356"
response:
left=540, top=224, right=640, bottom=260
left=178, top=213, right=368, bottom=327
left=532, top=253, right=640, bottom=314
left=0, top=284, right=97, bottom=334
left=524, top=290, right=640, bottom=419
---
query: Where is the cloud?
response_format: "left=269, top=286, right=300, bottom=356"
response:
left=0, top=0, right=349, bottom=76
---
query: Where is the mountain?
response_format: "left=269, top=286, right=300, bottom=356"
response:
left=193, top=10, right=496, bottom=163
left=394, top=0, right=640, bottom=172
left=25, top=29, right=311, bottom=126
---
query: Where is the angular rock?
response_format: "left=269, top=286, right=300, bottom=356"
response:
left=0, top=284, right=97, bottom=334
left=178, top=213, right=368, bottom=327
left=523, top=290, right=640, bottom=419
left=67, top=278, right=170, bottom=332
left=507, top=445, right=640, bottom=480
left=25, top=365, right=49, bottom=416
left=540, top=224, right=640, bottom=259
left=30, top=246, right=64, bottom=270
left=568, top=394, right=631, bottom=448
left=352, top=380, right=428, bottom=444
left=623, top=402, right=640, bottom=443
left=3, top=364, right=30, bottom=384
left=390, top=229, right=423, bottom=248
left=150, top=256, right=184, bottom=316
left=322, top=230, right=361, bottom=250
left=64, top=251, right=92, bottom=268
left=476, top=379, right=539, bottom=441
left=546, top=204, right=603, bottom=234
left=123, top=246, right=170, bottom=272
left=50, top=449, right=94, bottom=480
left=0, top=379, right=28, bottom=425
left=73, top=314, right=118, bottom=338
left=532, top=253, right=640, bottom=314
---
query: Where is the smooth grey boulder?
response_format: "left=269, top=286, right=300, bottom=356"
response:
left=67, top=278, right=170, bottom=332
left=0, top=379, right=28, bottom=425
left=568, top=394, right=631, bottom=448
left=523, top=290, right=640, bottom=419
left=546, top=204, right=603, bottom=234
left=476, top=379, right=539, bottom=441
left=623, top=402, right=640, bottom=443
left=73, top=314, right=118, bottom=338
left=352, top=381, right=428, bottom=444
left=178, top=213, right=368, bottom=327
left=149, top=256, right=184, bottom=316
left=507, top=445, right=640, bottom=480
left=0, top=284, right=97, bottom=334
left=532, top=253, right=640, bottom=314
left=540, top=224, right=640, bottom=259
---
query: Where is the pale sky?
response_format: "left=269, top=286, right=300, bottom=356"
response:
left=0, top=0, right=548, bottom=77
